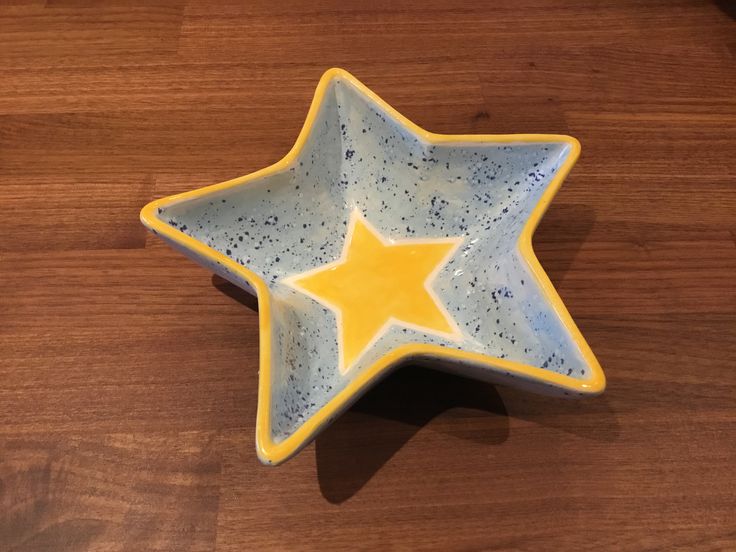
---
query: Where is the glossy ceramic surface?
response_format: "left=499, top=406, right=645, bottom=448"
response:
left=141, top=68, right=605, bottom=465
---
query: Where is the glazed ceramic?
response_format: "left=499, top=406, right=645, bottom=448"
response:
left=141, top=68, right=605, bottom=465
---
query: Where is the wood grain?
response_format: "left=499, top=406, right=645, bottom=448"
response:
left=1, top=1, right=735, bottom=550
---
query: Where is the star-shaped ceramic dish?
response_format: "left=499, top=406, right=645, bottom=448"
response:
left=141, top=68, right=605, bottom=465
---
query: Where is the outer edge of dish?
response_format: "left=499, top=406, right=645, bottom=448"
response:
left=140, top=67, right=606, bottom=466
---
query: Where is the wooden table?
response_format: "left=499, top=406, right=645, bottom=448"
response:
left=1, top=1, right=735, bottom=550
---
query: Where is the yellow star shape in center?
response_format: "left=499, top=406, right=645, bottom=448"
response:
left=283, top=210, right=464, bottom=374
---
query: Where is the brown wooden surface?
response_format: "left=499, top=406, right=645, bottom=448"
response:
left=1, top=1, right=735, bottom=550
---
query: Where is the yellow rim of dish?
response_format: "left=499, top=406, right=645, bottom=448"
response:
left=140, top=68, right=605, bottom=465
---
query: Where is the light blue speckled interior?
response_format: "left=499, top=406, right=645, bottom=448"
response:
left=158, top=77, right=591, bottom=444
